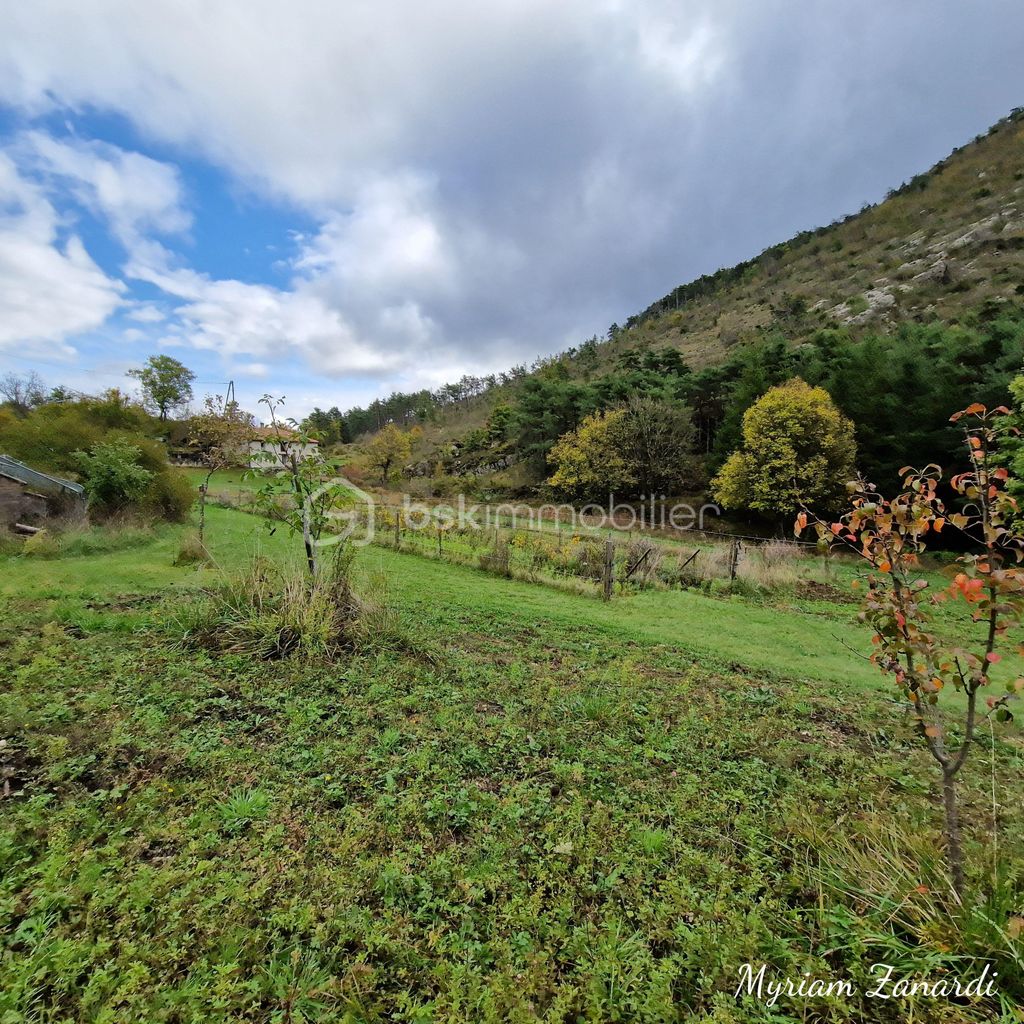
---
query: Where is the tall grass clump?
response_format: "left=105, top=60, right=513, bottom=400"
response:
left=792, top=810, right=1024, bottom=1005
left=174, top=531, right=210, bottom=566
left=738, top=539, right=802, bottom=590
left=19, top=523, right=156, bottom=559
left=177, top=544, right=399, bottom=660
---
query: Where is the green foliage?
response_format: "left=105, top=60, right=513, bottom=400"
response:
left=0, top=390, right=159, bottom=472
left=714, top=378, right=856, bottom=518
left=2, top=513, right=1021, bottom=1020
left=138, top=464, right=194, bottom=522
left=0, top=389, right=194, bottom=523
left=128, top=354, right=196, bottom=420
left=547, top=395, right=696, bottom=500
left=364, top=422, right=413, bottom=482
left=75, top=440, right=155, bottom=512
left=547, top=408, right=633, bottom=501
left=301, top=405, right=350, bottom=444
left=510, top=350, right=693, bottom=470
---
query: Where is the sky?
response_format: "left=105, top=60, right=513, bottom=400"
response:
left=0, top=1, right=1022, bottom=420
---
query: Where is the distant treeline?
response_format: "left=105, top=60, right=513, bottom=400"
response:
left=456, top=300, right=1024, bottom=494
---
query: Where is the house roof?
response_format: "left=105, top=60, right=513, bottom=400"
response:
left=0, top=454, right=85, bottom=497
left=248, top=426, right=318, bottom=443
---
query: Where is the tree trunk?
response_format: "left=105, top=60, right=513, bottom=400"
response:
left=198, top=485, right=207, bottom=544
left=942, top=769, right=965, bottom=900
left=198, top=470, right=213, bottom=545
left=288, top=451, right=316, bottom=577
left=302, top=504, right=316, bottom=577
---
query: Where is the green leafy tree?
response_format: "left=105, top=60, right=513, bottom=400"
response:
left=74, top=440, right=154, bottom=513
left=129, top=355, right=196, bottom=421
left=620, top=394, right=695, bottom=497
left=302, top=406, right=349, bottom=444
left=713, top=378, right=856, bottom=521
left=547, top=397, right=697, bottom=502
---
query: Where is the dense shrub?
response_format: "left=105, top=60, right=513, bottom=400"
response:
left=75, top=441, right=155, bottom=512
left=177, top=545, right=400, bottom=660
left=0, top=393, right=191, bottom=523
left=140, top=467, right=194, bottom=523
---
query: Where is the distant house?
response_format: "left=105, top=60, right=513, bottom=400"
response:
left=247, top=427, right=320, bottom=470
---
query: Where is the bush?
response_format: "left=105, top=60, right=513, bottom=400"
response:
left=21, top=530, right=59, bottom=558
left=142, top=469, right=195, bottom=523
left=174, top=531, right=209, bottom=566
left=177, top=545, right=387, bottom=660
left=75, top=440, right=154, bottom=513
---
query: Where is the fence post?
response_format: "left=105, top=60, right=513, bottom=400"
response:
left=437, top=527, right=443, bottom=557
left=394, top=513, right=400, bottom=549
left=728, top=537, right=739, bottom=581
left=603, top=539, right=615, bottom=601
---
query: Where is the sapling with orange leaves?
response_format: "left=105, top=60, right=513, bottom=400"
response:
left=796, top=402, right=1024, bottom=899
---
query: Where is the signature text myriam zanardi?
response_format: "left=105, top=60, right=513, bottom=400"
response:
left=735, top=962, right=998, bottom=1007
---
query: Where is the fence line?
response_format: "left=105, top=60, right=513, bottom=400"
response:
left=204, top=488, right=828, bottom=599
left=369, top=501, right=820, bottom=549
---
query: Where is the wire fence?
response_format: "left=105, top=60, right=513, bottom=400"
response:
left=203, top=486, right=833, bottom=600
left=351, top=505, right=832, bottom=600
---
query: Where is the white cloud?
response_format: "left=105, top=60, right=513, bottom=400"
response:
left=19, top=131, right=190, bottom=246
left=124, top=243, right=401, bottom=377
left=0, top=0, right=1021, bottom=406
left=237, top=362, right=269, bottom=378
left=296, top=174, right=454, bottom=297
left=0, top=153, right=124, bottom=353
left=126, top=303, right=166, bottom=323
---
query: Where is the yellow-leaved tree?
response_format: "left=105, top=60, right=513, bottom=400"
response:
left=713, top=378, right=856, bottom=520
left=547, top=408, right=633, bottom=501
left=365, top=423, right=414, bottom=483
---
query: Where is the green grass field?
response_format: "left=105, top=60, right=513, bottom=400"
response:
left=2, top=506, right=1022, bottom=1022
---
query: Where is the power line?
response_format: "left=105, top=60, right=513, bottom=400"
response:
left=1, top=351, right=231, bottom=390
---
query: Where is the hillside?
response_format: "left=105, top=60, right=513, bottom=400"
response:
left=340, top=108, right=1024, bottom=491
left=607, top=107, right=1024, bottom=369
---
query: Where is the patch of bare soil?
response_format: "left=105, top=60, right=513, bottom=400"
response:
left=797, top=579, right=858, bottom=604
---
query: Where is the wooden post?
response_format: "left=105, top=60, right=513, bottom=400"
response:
left=728, top=537, right=739, bottom=581
left=394, top=513, right=400, bottom=549
left=437, top=528, right=443, bottom=557
left=603, top=539, right=615, bottom=601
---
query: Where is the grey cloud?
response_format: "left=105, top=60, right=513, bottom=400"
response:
left=0, top=0, right=1021, bottom=388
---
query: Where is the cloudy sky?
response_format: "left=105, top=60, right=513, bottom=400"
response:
left=0, top=1, right=1021, bottom=417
